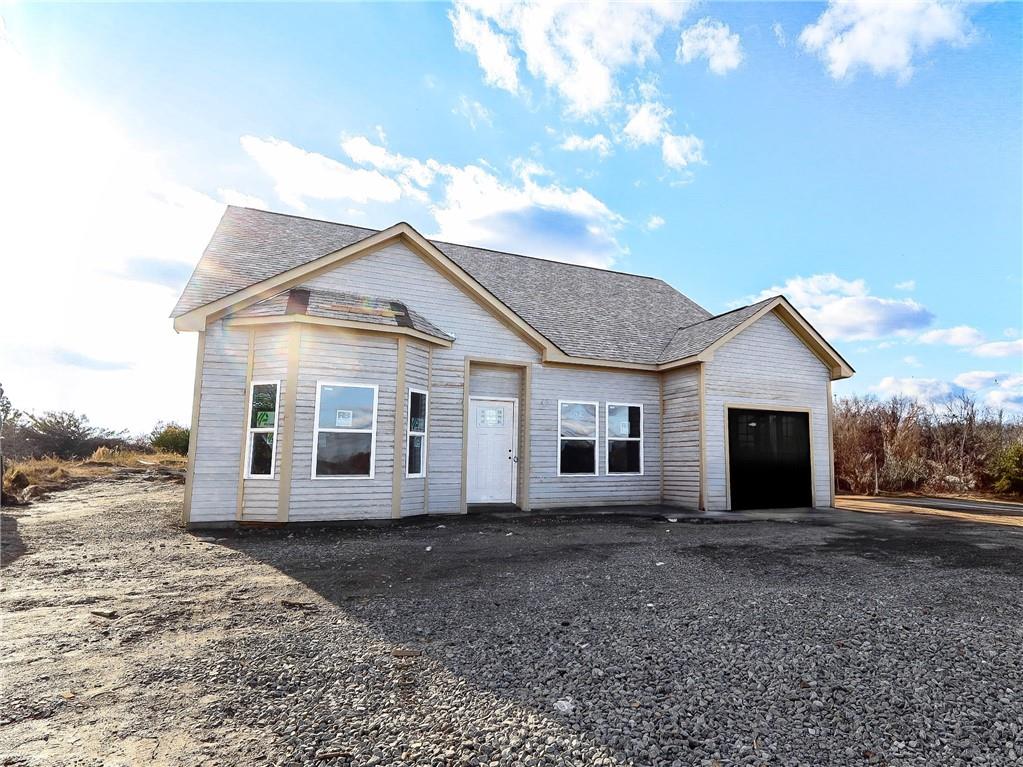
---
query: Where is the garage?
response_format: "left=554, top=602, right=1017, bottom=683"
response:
left=727, top=408, right=812, bottom=510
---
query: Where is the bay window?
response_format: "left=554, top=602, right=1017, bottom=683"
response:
left=405, top=387, right=428, bottom=478
left=245, top=381, right=280, bottom=478
left=313, top=383, right=378, bottom=478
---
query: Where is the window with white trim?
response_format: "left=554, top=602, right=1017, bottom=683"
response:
left=558, top=400, right=598, bottom=475
left=313, top=383, right=378, bottom=477
left=405, top=388, right=428, bottom=478
left=606, top=403, right=643, bottom=475
left=245, top=381, right=280, bottom=478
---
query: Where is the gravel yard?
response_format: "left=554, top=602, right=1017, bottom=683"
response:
left=2, top=479, right=1022, bottom=767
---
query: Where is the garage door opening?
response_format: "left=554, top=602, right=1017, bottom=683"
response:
left=728, top=408, right=812, bottom=510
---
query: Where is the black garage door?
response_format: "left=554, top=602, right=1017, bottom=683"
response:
left=728, top=409, right=812, bottom=510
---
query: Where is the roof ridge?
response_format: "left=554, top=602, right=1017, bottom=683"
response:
left=228, top=205, right=671, bottom=284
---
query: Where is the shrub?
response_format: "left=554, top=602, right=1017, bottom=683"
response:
left=989, top=441, right=1023, bottom=496
left=150, top=422, right=190, bottom=456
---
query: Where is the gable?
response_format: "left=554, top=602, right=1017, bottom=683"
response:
left=714, top=310, right=830, bottom=376
left=301, top=240, right=543, bottom=362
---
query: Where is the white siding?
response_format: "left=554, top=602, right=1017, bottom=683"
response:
left=400, top=342, right=431, bottom=517
left=287, top=328, right=397, bottom=521
left=190, top=322, right=248, bottom=523
left=703, top=311, right=832, bottom=510
left=529, top=365, right=661, bottom=508
left=240, top=326, right=290, bottom=521
left=662, top=366, right=701, bottom=509
left=469, top=365, right=521, bottom=399
left=304, top=242, right=541, bottom=515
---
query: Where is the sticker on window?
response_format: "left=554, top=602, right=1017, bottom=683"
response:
left=255, top=411, right=274, bottom=428
left=477, top=407, right=504, bottom=427
left=336, top=409, right=353, bottom=428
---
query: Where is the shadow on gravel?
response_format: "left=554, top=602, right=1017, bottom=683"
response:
left=1, top=514, right=26, bottom=568
left=190, top=512, right=1023, bottom=765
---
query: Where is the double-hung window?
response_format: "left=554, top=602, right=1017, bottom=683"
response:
left=245, top=381, right=280, bottom=478
left=557, top=400, right=598, bottom=475
left=312, top=383, right=378, bottom=478
left=405, top=388, right=428, bottom=478
left=606, top=403, right=643, bottom=475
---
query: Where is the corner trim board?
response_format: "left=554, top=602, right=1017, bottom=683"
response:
left=392, top=337, right=407, bottom=519
left=182, top=330, right=206, bottom=526
left=275, top=324, right=302, bottom=522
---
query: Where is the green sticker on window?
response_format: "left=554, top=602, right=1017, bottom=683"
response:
left=255, top=411, right=273, bottom=428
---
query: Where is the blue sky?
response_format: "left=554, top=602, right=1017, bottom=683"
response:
left=0, top=1, right=1020, bottom=432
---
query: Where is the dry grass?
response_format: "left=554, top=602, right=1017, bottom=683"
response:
left=3, top=449, right=187, bottom=496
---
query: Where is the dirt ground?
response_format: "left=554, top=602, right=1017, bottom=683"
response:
left=2, top=479, right=1022, bottom=766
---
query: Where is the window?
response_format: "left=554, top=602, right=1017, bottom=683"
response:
left=606, top=403, right=643, bottom=475
left=558, top=400, right=598, bottom=475
left=245, top=381, right=280, bottom=478
left=312, top=383, right=378, bottom=478
left=405, top=388, right=428, bottom=478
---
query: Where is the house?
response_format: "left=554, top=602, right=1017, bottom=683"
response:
left=171, top=206, right=854, bottom=527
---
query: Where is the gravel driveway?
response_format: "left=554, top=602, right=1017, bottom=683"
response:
left=2, top=478, right=1022, bottom=766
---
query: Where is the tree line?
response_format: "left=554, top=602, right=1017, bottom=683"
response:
left=0, top=383, right=189, bottom=463
left=833, top=392, right=1022, bottom=496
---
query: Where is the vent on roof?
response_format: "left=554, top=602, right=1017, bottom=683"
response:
left=285, top=288, right=311, bottom=315
left=390, top=301, right=415, bottom=328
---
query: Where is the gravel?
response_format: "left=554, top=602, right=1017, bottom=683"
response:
left=2, top=478, right=1022, bottom=766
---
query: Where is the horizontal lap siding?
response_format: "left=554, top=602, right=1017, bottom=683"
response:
left=703, top=311, right=831, bottom=511
left=662, top=366, right=701, bottom=509
left=401, top=343, right=430, bottom=517
left=529, top=366, right=661, bottom=508
left=240, top=327, right=291, bottom=521
left=191, top=323, right=248, bottom=523
left=304, top=243, right=540, bottom=516
left=469, top=366, right=521, bottom=399
left=288, top=329, right=397, bottom=521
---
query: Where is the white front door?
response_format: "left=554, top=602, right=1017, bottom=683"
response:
left=467, top=398, right=517, bottom=504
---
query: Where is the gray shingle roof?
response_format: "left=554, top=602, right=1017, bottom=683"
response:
left=657, top=297, right=777, bottom=363
left=229, top=287, right=454, bottom=342
left=173, top=206, right=771, bottom=365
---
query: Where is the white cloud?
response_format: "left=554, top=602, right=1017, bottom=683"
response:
left=918, top=325, right=986, bottom=347
left=240, top=135, right=401, bottom=209
left=676, top=18, right=744, bottom=75
left=449, top=3, right=521, bottom=94
left=744, top=274, right=934, bottom=341
left=773, top=22, right=787, bottom=47
left=661, top=133, right=705, bottom=169
left=902, top=355, right=922, bottom=368
left=916, top=326, right=1023, bottom=358
left=452, top=94, right=493, bottom=130
left=894, top=279, right=916, bottom=291
left=953, top=370, right=1001, bottom=390
left=984, top=375, right=1023, bottom=412
left=0, top=24, right=223, bottom=432
left=873, top=376, right=952, bottom=403
left=645, top=215, right=665, bottom=231
left=559, top=133, right=613, bottom=158
left=800, top=0, right=977, bottom=83
left=328, top=134, right=626, bottom=268
left=623, top=101, right=672, bottom=146
left=219, top=188, right=268, bottom=210
left=449, top=0, right=693, bottom=117
left=972, top=339, right=1023, bottom=358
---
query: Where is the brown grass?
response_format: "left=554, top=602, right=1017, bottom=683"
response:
left=3, top=449, right=187, bottom=495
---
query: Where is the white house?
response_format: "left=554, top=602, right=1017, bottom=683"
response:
left=172, top=206, right=853, bottom=527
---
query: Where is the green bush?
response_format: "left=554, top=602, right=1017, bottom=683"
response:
left=989, top=441, right=1023, bottom=495
left=150, top=422, right=190, bottom=455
